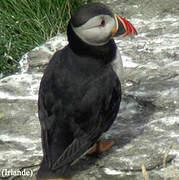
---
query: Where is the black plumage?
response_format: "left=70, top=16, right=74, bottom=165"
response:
left=37, top=3, right=121, bottom=179
left=71, top=3, right=113, bottom=27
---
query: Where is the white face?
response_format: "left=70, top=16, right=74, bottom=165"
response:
left=72, top=15, right=116, bottom=46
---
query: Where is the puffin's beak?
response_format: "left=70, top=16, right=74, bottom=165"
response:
left=111, top=14, right=137, bottom=37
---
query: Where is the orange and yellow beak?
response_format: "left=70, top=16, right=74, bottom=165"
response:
left=111, top=14, right=137, bottom=37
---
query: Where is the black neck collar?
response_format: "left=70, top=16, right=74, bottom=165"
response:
left=67, top=23, right=117, bottom=65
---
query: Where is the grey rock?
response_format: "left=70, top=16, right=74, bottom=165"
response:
left=0, top=0, right=179, bottom=179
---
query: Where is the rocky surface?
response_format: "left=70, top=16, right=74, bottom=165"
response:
left=0, top=0, right=179, bottom=179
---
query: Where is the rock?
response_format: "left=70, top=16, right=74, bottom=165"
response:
left=0, top=0, right=179, bottom=179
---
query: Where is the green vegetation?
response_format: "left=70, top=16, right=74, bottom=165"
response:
left=0, top=0, right=88, bottom=76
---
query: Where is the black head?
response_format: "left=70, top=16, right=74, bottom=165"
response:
left=69, top=3, right=117, bottom=47
left=67, top=3, right=137, bottom=63
left=67, top=3, right=117, bottom=63
left=71, top=3, right=113, bottom=27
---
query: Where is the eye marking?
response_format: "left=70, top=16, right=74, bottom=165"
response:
left=99, top=19, right=105, bottom=27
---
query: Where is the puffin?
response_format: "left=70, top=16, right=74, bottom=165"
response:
left=37, top=2, right=137, bottom=180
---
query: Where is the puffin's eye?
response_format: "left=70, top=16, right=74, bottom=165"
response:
left=99, top=19, right=105, bottom=27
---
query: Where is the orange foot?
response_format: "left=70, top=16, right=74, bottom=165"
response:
left=38, top=178, right=70, bottom=180
left=87, top=140, right=115, bottom=155
left=47, top=179, right=70, bottom=180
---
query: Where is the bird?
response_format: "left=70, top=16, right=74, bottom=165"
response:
left=37, top=2, right=137, bottom=180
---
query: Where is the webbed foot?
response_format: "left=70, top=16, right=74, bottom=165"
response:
left=87, top=140, right=115, bottom=155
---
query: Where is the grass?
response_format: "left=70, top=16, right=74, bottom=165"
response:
left=0, top=0, right=88, bottom=76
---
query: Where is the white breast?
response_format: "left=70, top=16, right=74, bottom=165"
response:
left=112, top=48, right=125, bottom=82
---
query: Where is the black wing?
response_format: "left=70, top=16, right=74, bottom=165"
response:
left=38, top=49, right=121, bottom=171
